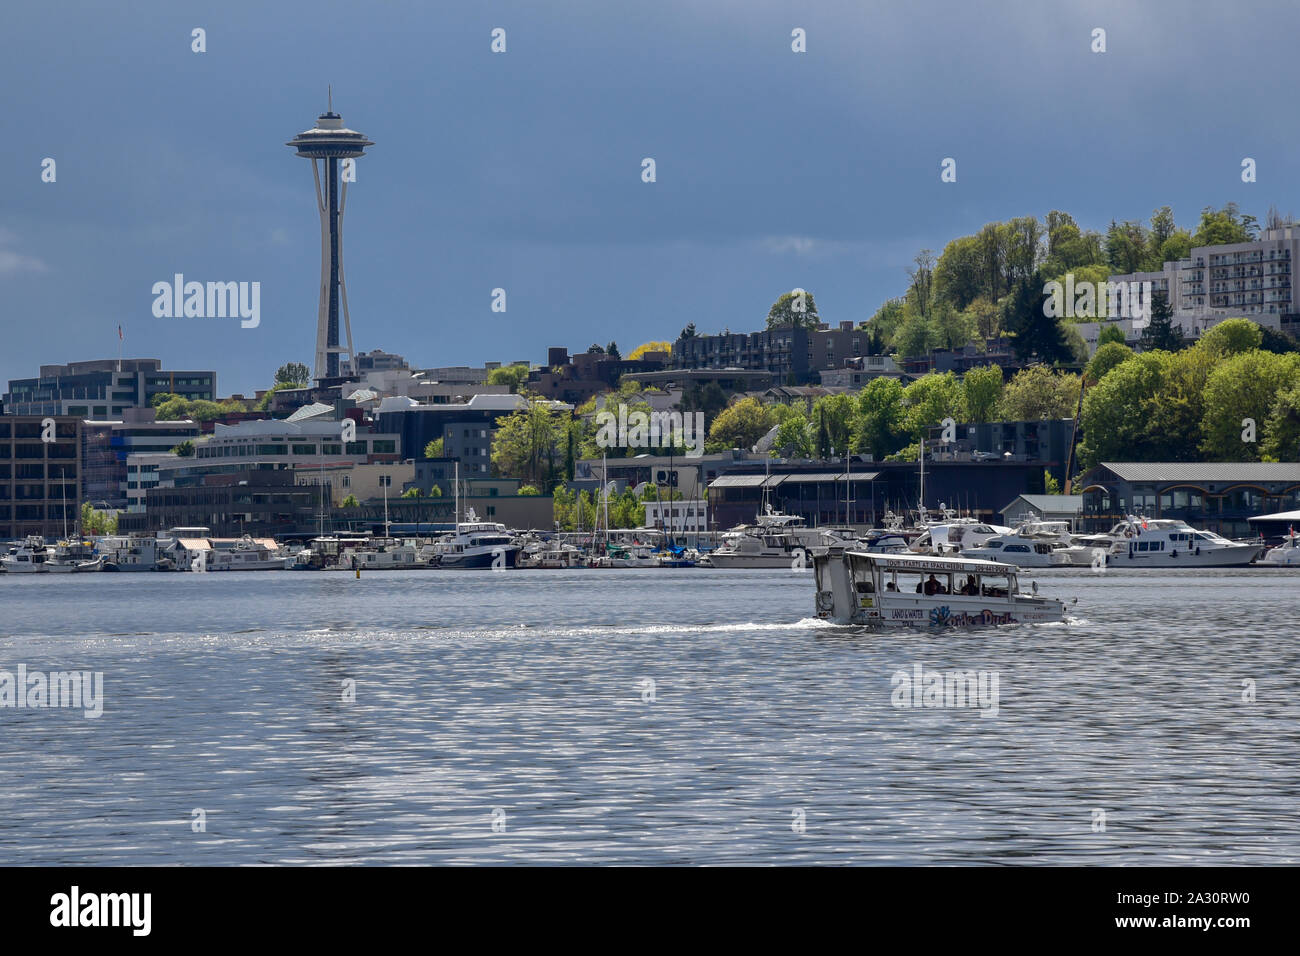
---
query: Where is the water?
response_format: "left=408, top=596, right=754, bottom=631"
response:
left=0, top=567, right=1297, bottom=865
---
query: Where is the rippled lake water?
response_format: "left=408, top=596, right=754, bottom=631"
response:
left=0, top=566, right=1297, bottom=865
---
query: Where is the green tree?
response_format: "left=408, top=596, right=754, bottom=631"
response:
left=1085, top=342, right=1134, bottom=383
left=1139, top=292, right=1184, bottom=352
left=486, top=364, right=530, bottom=393
left=998, top=366, right=1080, bottom=421
left=766, top=289, right=821, bottom=332
left=1262, top=383, right=1300, bottom=461
left=705, top=397, right=776, bottom=452
left=961, top=365, right=1004, bottom=423
left=901, top=372, right=964, bottom=442
left=1097, top=324, right=1127, bottom=347
left=401, top=486, right=422, bottom=499
left=771, top=412, right=816, bottom=458
left=1200, top=351, right=1300, bottom=460
left=492, top=401, right=568, bottom=488
left=79, top=501, right=118, bottom=535
left=1076, top=352, right=1167, bottom=468
left=851, top=377, right=909, bottom=458
left=171, top=439, right=195, bottom=457
left=1198, top=318, right=1262, bottom=358
left=274, top=362, right=311, bottom=387
left=518, top=484, right=541, bottom=496
left=1004, top=271, right=1071, bottom=363
left=1193, top=202, right=1257, bottom=247
left=423, top=438, right=445, bottom=458
left=340, top=494, right=359, bottom=509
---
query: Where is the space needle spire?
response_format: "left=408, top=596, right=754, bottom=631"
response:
left=286, top=96, right=374, bottom=381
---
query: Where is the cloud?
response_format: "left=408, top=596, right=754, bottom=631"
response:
left=0, top=230, right=49, bottom=276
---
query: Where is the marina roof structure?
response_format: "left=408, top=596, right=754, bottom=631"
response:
left=1098, top=462, right=1300, bottom=482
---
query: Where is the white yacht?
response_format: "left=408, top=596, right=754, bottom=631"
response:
left=812, top=548, right=1069, bottom=627
left=1258, top=533, right=1300, bottom=567
left=908, top=517, right=1011, bottom=555
left=99, top=534, right=171, bottom=571
left=1088, top=516, right=1262, bottom=568
left=338, top=537, right=425, bottom=570
left=961, top=521, right=1092, bottom=567
left=433, top=513, right=520, bottom=569
left=1, top=536, right=51, bottom=573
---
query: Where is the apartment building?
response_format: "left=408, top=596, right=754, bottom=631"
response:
left=3, top=359, right=216, bottom=417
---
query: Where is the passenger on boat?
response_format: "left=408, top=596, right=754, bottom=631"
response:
left=959, top=574, right=978, bottom=595
left=923, top=574, right=947, bottom=596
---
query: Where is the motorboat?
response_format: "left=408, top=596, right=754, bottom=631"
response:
left=1090, top=516, right=1262, bottom=568
left=607, top=543, right=660, bottom=568
left=1, top=536, right=51, bottom=573
left=432, top=514, right=520, bottom=569
left=1258, top=532, right=1300, bottom=567
left=812, top=548, right=1069, bottom=627
left=961, top=521, right=1092, bottom=567
left=707, top=525, right=809, bottom=568
left=44, top=539, right=103, bottom=573
left=908, top=517, right=1012, bottom=555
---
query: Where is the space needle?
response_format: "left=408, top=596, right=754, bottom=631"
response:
left=286, top=92, right=374, bottom=381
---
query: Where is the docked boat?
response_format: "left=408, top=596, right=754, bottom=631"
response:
left=287, top=533, right=375, bottom=570
left=197, top=536, right=289, bottom=571
left=960, top=521, right=1091, bottom=567
left=1, top=536, right=51, bottom=573
left=707, top=524, right=809, bottom=568
left=812, top=548, right=1069, bottom=627
left=338, top=537, right=425, bottom=570
left=908, top=517, right=1011, bottom=555
left=432, top=515, right=520, bottom=569
left=1257, top=533, right=1300, bottom=567
left=44, top=539, right=103, bottom=573
left=1088, top=516, right=1262, bottom=568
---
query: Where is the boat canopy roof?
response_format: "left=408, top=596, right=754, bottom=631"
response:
left=844, top=550, right=1017, bottom=574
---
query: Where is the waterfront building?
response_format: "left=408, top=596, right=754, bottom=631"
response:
left=999, top=494, right=1084, bottom=527
left=3, top=359, right=216, bottom=417
left=80, top=408, right=200, bottom=508
left=376, top=393, right=539, bottom=478
left=642, top=498, right=710, bottom=534
left=128, top=468, right=327, bottom=537
left=1077, top=461, right=1300, bottom=537
left=0, top=416, right=82, bottom=540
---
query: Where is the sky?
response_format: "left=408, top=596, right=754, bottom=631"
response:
left=3, top=0, right=1298, bottom=396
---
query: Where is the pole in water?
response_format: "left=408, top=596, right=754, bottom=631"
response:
left=355, top=567, right=360, bottom=579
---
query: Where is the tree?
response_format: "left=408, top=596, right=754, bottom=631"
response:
left=1097, top=324, right=1127, bottom=347
left=401, top=487, right=422, bottom=499
left=706, top=398, right=776, bottom=452
left=1193, top=203, right=1257, bottom=247
left=851, top=377, right=909, bottom=458
left=962, top=365, right=1004, bottom=423
left=1262, top=383, right=1300, bottom=461
left=766, top=289, right=821, bottom=331
left=1085, top=342, right=1134, bottom=383
left=1198, top=318, right=1261, bottom=358
left=1004, top=271, right=1071, bottom=363
left=155, top=396, right=246, bottom=422
left=679, top=323, right=697, bottom=339
left=901, top=373, right=964, bottom=444
left=79, top=501, right=117, bottom=535
left=811, top=393, right=856, bottom=456
left=257, top=383, right=302, bottom=412
left=587, top=344, right=605, bottom=354
left=492, top=401, right=568, bottom=488
left=486, top=364, right=530, bottom=393
left=1200, top=352, right=1300, bottom=460
left=628, top=341, right=671, bottom=360
left=1139, top=292, right=1184, bottom=352
left=1076, top=352, right=1167, bottom=468
left=274, top=362, right=311, bottom=387
left=606, top=341, right=621, bottom=360
left=340, top=494, right=359, bottom=508
left=998, top=366, right=1080, bottom=421
left=1043, top=469, right=1062, bottom=495
left=772, top=412, right=816, bottom=458
left=865, top=298, right=906, bottom=347
left=171, top=439, right=195, bottom=457
left=423, top=438, right=444, bottom=458
left=518, top=484, right=541, bottom=496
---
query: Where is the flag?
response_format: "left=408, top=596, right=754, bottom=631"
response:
left=117, top=325, right=123, bottom=340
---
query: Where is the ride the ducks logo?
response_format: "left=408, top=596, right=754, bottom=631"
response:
left=890, top=662, right=999, bottom=718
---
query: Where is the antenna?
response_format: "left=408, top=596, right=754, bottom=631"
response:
left=328, top=84, right=333, bottom=113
